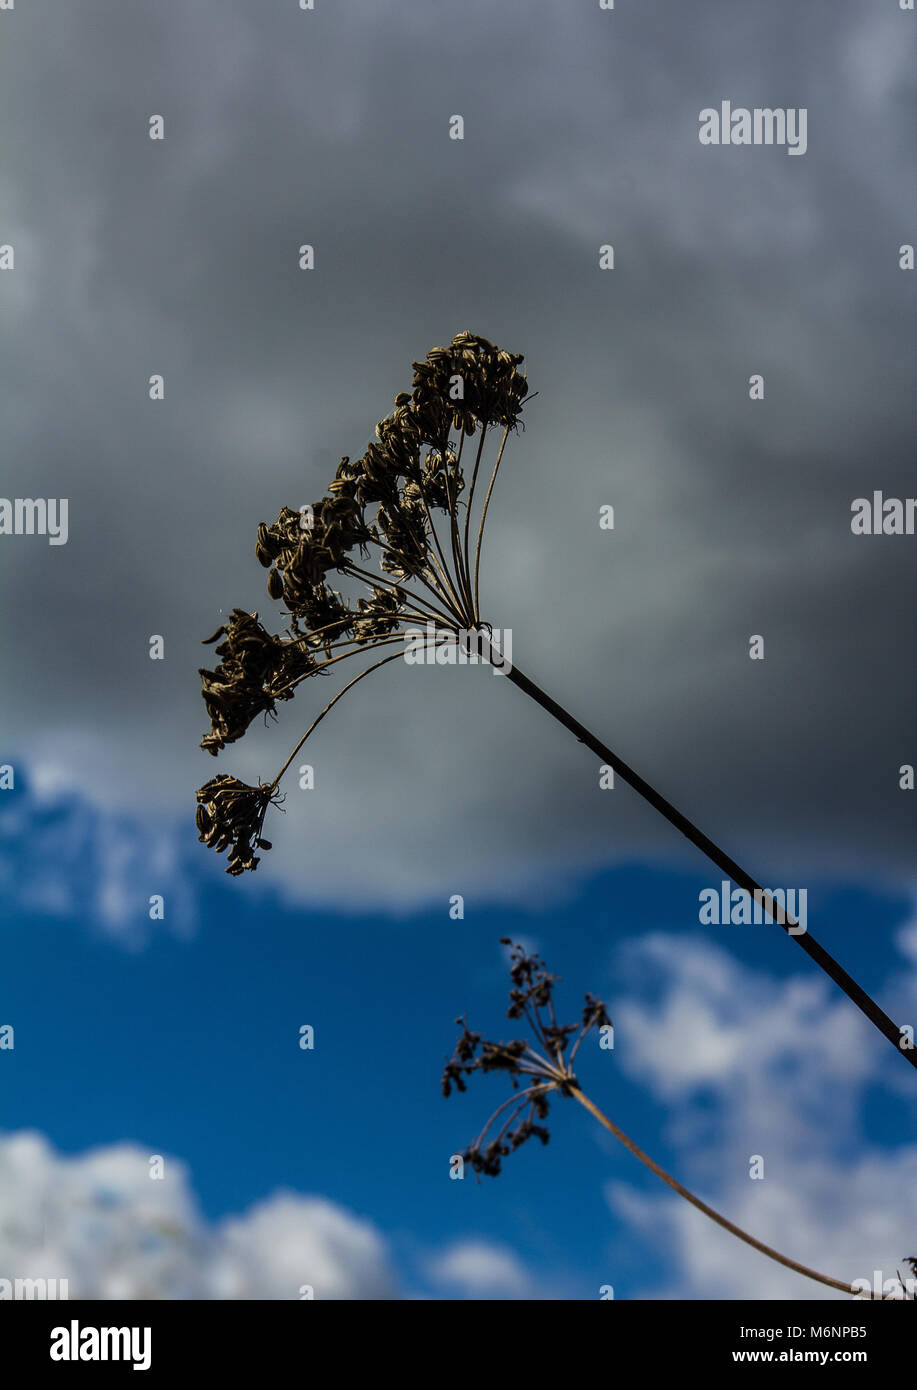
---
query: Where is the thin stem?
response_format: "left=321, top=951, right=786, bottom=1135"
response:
left=359, top=528, right=465, bottom=620
left=471, top=1084, right=549, bottom=1153
left=520, top=999, right=549, bottom=1055
left=284, top=634, right=364, bottom=657
left=283, top=615, right=355, bottom=648
left=568, top=1084, right=869, bottom=1298
left=543, top=992, right=568, bottom=1071
left=569, top=1005, right=605, bottom=1067
left=488, top=1099, right=534, bottom=1150
left=497, top=654, right=917, bottom=1074
left=424, top=514, right=467, bottom=620
left=340, top=560, right=458, bottom=628
left=472, top=424, right=511, bottom=625
left=445, top=432, right=479, bottom=617
left=271, top=634, right=406, bottom=700
left=461, top=423, right=494, bottom=617
left=461, top=424, right=485, bottom=592
left=412, top=467, right=470, bottom=623
left=450, top=424, right=474, bottom=606
left=270, top=648, right=406, bottom=788
left=521, top=1045, right=561, bottom=1080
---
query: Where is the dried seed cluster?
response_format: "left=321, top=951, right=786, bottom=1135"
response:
left=251, top=331, right=527, bottom=635
left=195, top=332, right=530, bottom=873
left=442, top=940, right=611, bottom=1177
left=199, top=609, right=317, bottom=756
left=195, top=774, right=281, bottom=876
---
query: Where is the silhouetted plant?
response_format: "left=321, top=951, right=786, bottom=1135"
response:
left=195, top=331, right=914, bottom=1074
left=443, top=941, right=895, bottom=1299
left=196, top=331, right=527, bottom=874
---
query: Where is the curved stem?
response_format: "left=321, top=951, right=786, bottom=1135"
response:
left=358, top=530, right=465, bottom=621
left=521, top=1046, right=559, bottom=1080
left=444, top=433, right=478, bottom=618
left=472, top=425, right=511, bottom=624
left=270, top=649, right=406, bottom=787
left=423, top=513, right=467, bottom=621
left=462, top=424, right=491, bottom=614
left=569, top=1085, right=868, bottom=1298
left=471, top=1084, right=550, bottom=1155
left=412, top=467, right=470, bottom=624
left=279, top=615, right=354, bottom=648
left=460, top=425, right=483, bottom=586
left=569, top=1005, right=605, bottom=1067
left=271, top=634, right=406, bottom=700
left=340, top=560, right=457, bottom=628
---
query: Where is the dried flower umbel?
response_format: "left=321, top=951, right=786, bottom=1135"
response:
left=194, top=332, right=914, bottom=1080
left=195, top=331, right=529, bottom=874
left=443, top=941, right=892, bottom=1299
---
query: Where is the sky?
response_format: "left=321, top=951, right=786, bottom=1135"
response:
left=0, top=0, right=915, bottom=1300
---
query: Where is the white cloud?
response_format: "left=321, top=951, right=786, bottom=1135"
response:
left=0, top=1131, right=396, bottom=1300
left=608, top=1148, right=917, bottom=1302
left=217, top=1195, right=393, bottom=1301
left=895, top=913, right=917, bottom=967
left=0, top=784, right=198, bottom=946
left=603, top=933, right=917, bottom=1299
left=427, top=1238, right=532, bottom=1299
left=614, top=933, right=876, bottom=1131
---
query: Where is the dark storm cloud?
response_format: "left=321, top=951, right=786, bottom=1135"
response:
left=0, top=0, right=914, bottom=907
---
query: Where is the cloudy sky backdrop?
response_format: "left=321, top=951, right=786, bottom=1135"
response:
left=0, top=0, right=915, bottom=1299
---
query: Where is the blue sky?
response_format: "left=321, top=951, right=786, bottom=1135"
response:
left=1, top=0, right=915, bottom=1302
left=2, top=769, right=915, bottom=1299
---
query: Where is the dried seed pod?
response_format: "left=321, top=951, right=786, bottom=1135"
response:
left=194, top=774, right=281, bottom=874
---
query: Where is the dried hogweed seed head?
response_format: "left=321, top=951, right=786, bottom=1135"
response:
left=197, top=333, right=531, bottom=873
left=441, top=941, right=612, bottom=1178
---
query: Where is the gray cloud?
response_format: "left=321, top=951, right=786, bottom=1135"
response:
left=1, top=0, right=914, bottom=906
